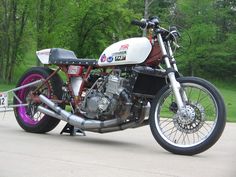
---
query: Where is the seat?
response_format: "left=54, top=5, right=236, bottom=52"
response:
left=49, top=48, right=98, bottom=66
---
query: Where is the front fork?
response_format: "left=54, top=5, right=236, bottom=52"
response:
left=157, top=34, right=186, bottom=110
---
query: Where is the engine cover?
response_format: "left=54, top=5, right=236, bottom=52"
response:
left=81, top=73, right=131, bottom=119
left=82, top=90, right=117, bottom=119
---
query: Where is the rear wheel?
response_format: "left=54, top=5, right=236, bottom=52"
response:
left=13, top=67, right=64, bottom=133
left=150, top=77, right=226, bottom=155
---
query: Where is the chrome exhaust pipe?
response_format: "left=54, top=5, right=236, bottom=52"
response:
left=38, top=94, right=121, bottom=129
left=38, top=105, right=143, bottom=133
left=87, top=120, right=149, bottom=134
left=38, top=106, right=64, bottom=120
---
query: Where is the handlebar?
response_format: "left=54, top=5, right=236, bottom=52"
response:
left=131, top=17, right=183, bottom=54
left=131, top=20, right=147, bottom=29
left=131, top=18, right=180, bottom=41
left=131, top=17, right=160, bottom=29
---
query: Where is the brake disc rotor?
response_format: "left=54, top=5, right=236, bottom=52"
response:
left=173, top=103, right=205, bottom=134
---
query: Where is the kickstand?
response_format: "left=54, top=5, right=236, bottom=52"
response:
left=60, top=123, right=86, bottom=136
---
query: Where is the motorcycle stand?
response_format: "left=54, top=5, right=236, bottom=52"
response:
left=60, top=123, right=86, bottom=136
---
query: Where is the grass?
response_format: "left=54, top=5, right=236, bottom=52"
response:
left=0, top=84, right=15, bottom=92
left=212, top=81, right=236, bottom=122
left=0, top=79, right=235, bottom=122
left=219, top=88, right=235, bottom=122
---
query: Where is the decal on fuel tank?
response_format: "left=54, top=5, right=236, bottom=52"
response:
left=112, top=51, right=127, bottom=61
left=119, top=44, right=129, bottom=51
left=107, top=56, right=113, bottom=62
left=100, top=54, right=107, bottom=62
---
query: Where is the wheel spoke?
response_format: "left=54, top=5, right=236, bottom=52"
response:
left=197, top=93, right=208, bottom=103
left=204, top=122, right=213, bottom=128
left=173, top=128, right=178, bottom=142
left=186, top=133, right=191, bottom=144
left=198, top=129, right=207, bottom=138
left=177, top=131, right=184, bottom=144
left=196, top=89, right=202, bottom=104
left=193, top=132, right=195, bottom=143
left=162, top=125, right=175, bottom=134
left=202, top=124, right=210, bottom=134
left=196, top=131, right=202, bottom=142
left=182, top=133, right=187, bottom=144
left=166, top=126, right=177, bottom=138
left=187, top=87, right=193, bottom=100
left=160, top=119, right=173, bottom=127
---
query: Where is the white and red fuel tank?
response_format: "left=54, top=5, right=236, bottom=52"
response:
left=98, top=37, right=152, bottom=66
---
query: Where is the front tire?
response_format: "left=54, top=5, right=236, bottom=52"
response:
left=150, top=77, right=226, bottom=155
left=13, top=67, right=64, bottom=133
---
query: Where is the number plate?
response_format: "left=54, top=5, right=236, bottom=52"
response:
left=0, top=92, right=8, bottom=107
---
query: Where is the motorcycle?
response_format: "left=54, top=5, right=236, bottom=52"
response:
left=12, top=17, right=226, bottom=155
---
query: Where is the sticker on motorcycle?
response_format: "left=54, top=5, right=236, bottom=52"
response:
left=107, top=56, right=113, bottom=62
left=115, top=55, right=126, bottom=61
left=119, top=44, right=129, bottom=51
left=100, top=54, right=107, bottom=62
left=0, top=92, right=8, bottom=107
left=112, top=51, right=127, bottom=61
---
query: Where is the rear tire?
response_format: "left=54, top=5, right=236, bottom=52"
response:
left=150, top=77, right=226, bottom=155
left=13, top=67, right=64, bottom=133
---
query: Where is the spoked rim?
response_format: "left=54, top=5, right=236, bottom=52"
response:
left=154, top=83, right=218, bottom=148
left=17, top=74, right=49, bottom=125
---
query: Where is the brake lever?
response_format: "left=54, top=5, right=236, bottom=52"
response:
left=173, top=41, right=181, bottom=49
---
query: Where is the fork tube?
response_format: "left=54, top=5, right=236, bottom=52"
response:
left=167, top=42, right=188, bottom=102
left=157, top=33, right=184, bottom=109
left=167, top=41, right=178, bottom=72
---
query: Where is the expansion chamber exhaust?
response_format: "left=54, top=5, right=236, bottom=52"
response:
left=37, top=95, right=150, bottom=133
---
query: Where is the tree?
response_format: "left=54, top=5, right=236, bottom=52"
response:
left=56, top=0, right=139, bottom=58
left=143, top=0, right=154, bottom=36
left=35, top=0, right=65, bottom=65
left=172, top=0, right=218, bottom=76
left=0, top=0, right=29, bottom=83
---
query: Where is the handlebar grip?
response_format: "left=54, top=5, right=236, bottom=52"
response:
left=131, top=20, right=147, bottom=29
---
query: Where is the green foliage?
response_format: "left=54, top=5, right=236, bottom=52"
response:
left=0, top=0, right=31, bottom=83
left=0, top=0, right=236, bottom=83
left=57, top=0, right=142, bottom=58
left=173, top=0, right=236, bottom=80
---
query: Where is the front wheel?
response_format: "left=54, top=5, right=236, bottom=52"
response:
left=150, top=77, right=226, bottom=155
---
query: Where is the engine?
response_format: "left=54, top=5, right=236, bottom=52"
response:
left=80, top=70, right=132, bottom=119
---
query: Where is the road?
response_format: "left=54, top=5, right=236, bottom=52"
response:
left=0, top=112, right=235, bottom=177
